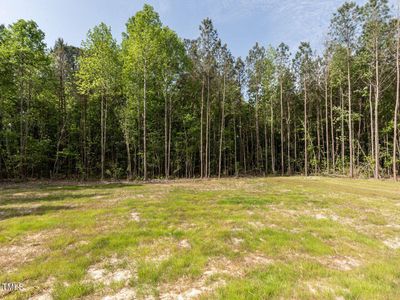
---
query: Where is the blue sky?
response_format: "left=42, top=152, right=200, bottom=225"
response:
left=0, top=0, right=397, bottom=58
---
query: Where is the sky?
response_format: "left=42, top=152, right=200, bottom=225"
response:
left=0, top=0, right=397, bottom=58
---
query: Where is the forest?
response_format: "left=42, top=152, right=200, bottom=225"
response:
left=0, top=0, right=399, bottom=181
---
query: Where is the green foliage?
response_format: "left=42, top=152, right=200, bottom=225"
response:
left=0, top=1, right=399, bottom=179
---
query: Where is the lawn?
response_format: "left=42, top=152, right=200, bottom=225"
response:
left=1, top=177, right=400, bottom=299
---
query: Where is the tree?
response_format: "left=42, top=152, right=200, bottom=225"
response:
left=294, top=42, right=313, bottom=176
left=276, top=43, right=290, bottom=175
left=77, top=23, right=120, bottom=180
left=218, top=44, right=234, bottom=178
left=158, top=27, right=187, bottom=179
left=394, top=9, right=400, bottom=180
left=330, top=1, right=361, bottom=177
left=246, top=43, right=266, bottom=172
left=361, top=0, right=391, bottom=178
left=1, top=1, right=400, bottom=181
left=122, top=5, right=163, bottom=180
left=0, top=20, right=51, bottom=178
left=198, top=18, right=219, bottom=178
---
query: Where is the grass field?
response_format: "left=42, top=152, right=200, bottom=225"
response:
left=1, top=177, right=400, bottom=299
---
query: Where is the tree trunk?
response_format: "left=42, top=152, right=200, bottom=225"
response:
left=168, top=95, right=172, bottom=178
left=218, top=74, right=226, bottom=178
left=394, top=17, right=400, bottom=180
left=205, top=74, right=210, bottom=178
left=317, top=102, right=321, bottom=173
left=233, top=102, right=238, bottom=177
left=347, top=48, right=353, bottom=178
left=125, top=130, right=132, bottom=180
left=143, top=61, right=147, bottom=180
left=264, top=107, right=268, bottom=174
left=255, top=91, right=260, bottom=170
left=287, top=95, right=291, bottom=174
left=164, top=87, right=168, bottom=179
left=101, top=93, right=104, bottom=180
left=369, top=83, right=375, bottom=168
left=330, top=86, right=335, bottom=170
left=374, top=37, right=380, bottom=179
left=304, top=79, right=308, bottom=176
left=325, top=70, right=330, bottom=172
left=200, top=77, right=204, bottom=178
left=271, top=99, right=275, bottom=174
left=280, top=80, right=284, bottom=175
left=340, top=86, right=345, bottom=174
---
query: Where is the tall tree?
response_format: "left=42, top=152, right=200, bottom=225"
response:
left=77, top=23, right=120, bottom=180
left=276, top=43, right=290, bottom=175
left=198, top=18, right=219, bottom=178
left=361, top=0, right=391, bottom=178
left=330, top=1, right=361, bottom=177
left=394, top=9, right=400, bottom=180
left=122, top=5, right=163, bottom=180
left=0, top=20, right=51, bottom=178
left=247, top=43, right=266, bottom=172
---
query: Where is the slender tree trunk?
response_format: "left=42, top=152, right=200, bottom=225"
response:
left=164, top=87, right=168, bottom=179
left=280, top=80, right=284, bottom=175
left=294, top=123, right=298, bottom=171
left=239, top=112, right=245, bottom=173
left=347, top=48, right=353, bottom=178
left=19, top=76, right=24, bottom=178
left=104, top=98, right=108, bottom=178
left=287, top=96, right=291, bottom=174
left=100, top=93, right=104, bottom=180
left=205, top=74, right=210, bottom=178
left=325, top=71, right=330, bottom=172
left=255, top=91, right=260, bottom=170
left=317, top=103, right=321, bottom=173
left=369, top=83, right=375, bottom=168
left=394, top=17, right=400, bottom=180
left=264, top=108, right=268, bottom=174
left=143, top=61, right=147, bottom=181
left=340, top=86, right=345, bottom=174
left=81, top=95, right=88, bottom=179
left=374, top=38, right=380, bottom=179
left=271, top=99, right=275, bottom=174
left=218, top=74, right=226, bottom=178
left=168, top=95, right=172, bottom=178
left=304, top=79, right=308, bottom=176
left=53, top=123, right=65, bottom=176
left=200, top=78, right=204, bottom=178
left=330, top=86, right=335, bottom=170
left=233, top=103, right=238, bottom=177
left=125, top=130, right=132, bottom=180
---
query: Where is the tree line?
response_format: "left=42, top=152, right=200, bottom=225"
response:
left=0, top=1, right=399, bottom=180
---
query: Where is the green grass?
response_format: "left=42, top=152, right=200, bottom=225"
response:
left=1, top=177, right=400, bottom=299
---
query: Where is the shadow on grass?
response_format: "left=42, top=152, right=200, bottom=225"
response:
left=0, top=205, right=75, bottom=221
left=0, top=182, right=142, bottom=191
left=44, top=183, right=142, bottom=191
left=0, top=193, right=101, bottom=205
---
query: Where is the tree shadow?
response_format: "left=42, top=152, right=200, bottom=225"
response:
left=0, top=182, right=142, bottom=192
left=0, top=205, right=75, bottom=221
left=0, top=193, right=101, bottom=205
left=47, top=183, right=142, bottom=191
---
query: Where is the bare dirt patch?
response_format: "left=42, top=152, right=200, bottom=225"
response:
left=130, top=210, right=140, bottom=222
left=102, top=287, right=136, bottom=300
left=157, top=253, right=273, bottom=299
left=86, top=257, right=136, bottom=287
left=0, top=230, right=58, bottom=273
left=324, top=256, right=361, bottom=271
left=87, top=266, right=133, bottom=285
left=383, top=237, right=400, bottom=249
left=178, top=239, right=191, bottom=250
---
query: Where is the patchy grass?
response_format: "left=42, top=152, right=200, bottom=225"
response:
left=1, top=177, right=400, bottom=299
